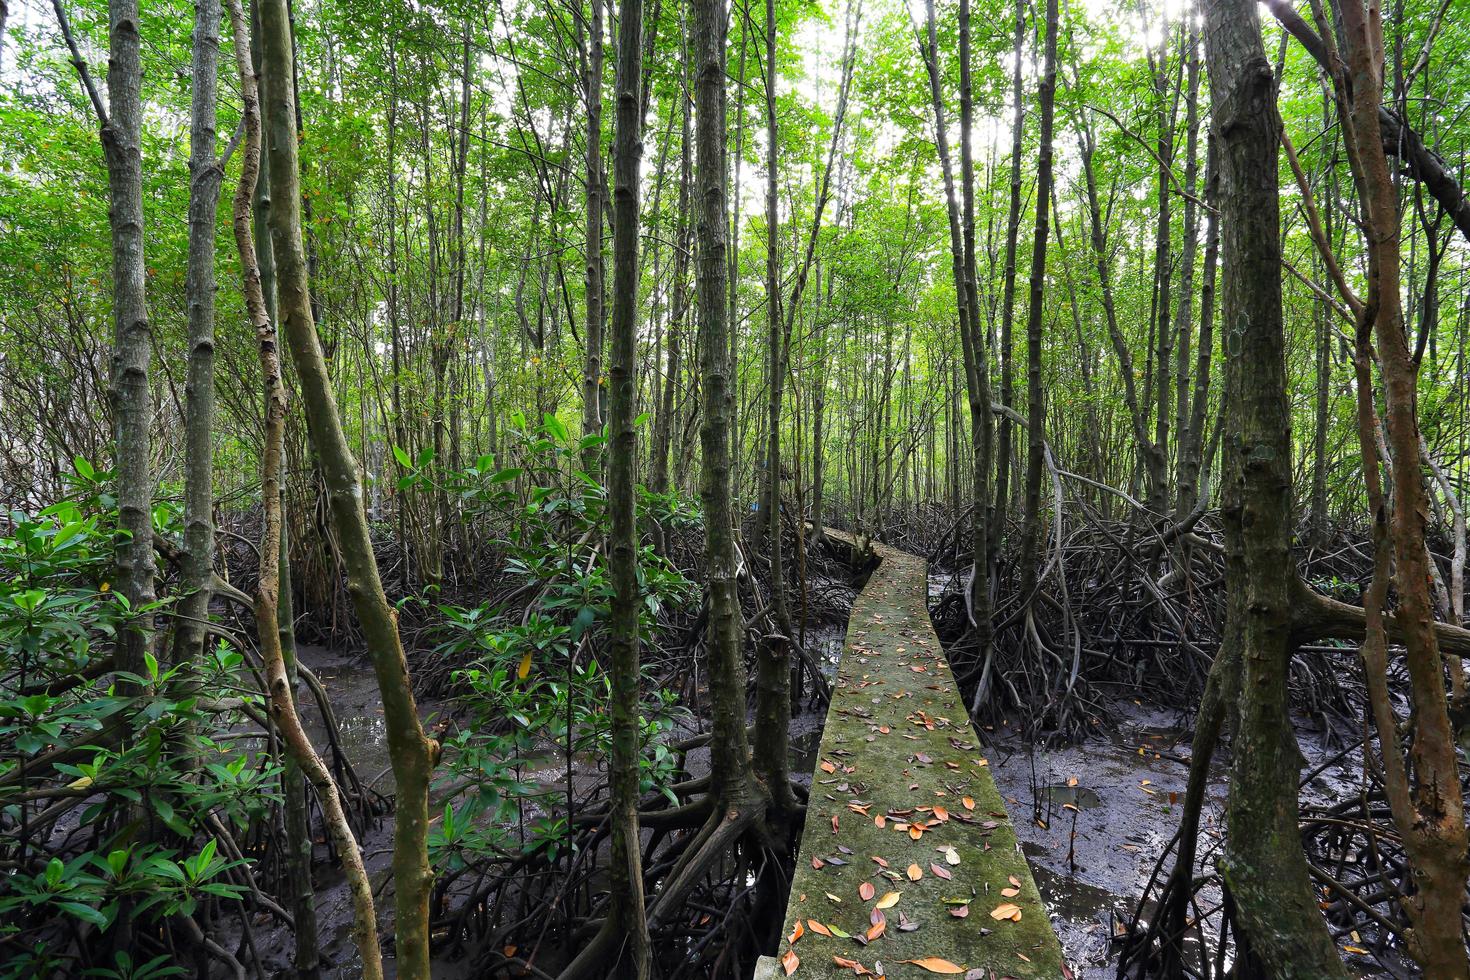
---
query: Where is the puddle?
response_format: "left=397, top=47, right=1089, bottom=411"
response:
left=1044, top=783, right=1103, bottom=810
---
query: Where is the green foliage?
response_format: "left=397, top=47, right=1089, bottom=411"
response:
left=0, top=464, right=265, bottom=974
left=423, top=419, right=695, bottom=871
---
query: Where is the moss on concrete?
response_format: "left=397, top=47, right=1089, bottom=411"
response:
left=774, top=536, right=1066, bottom=978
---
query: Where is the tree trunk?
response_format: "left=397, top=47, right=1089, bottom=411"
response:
left=1201, top=0, right=1351, bottom=971
left=604, top=0, right=652, bottom=966
left=102, top=0, right=157, bottom=681
left=693, top=0, right=755, bottom=807
left=991, top=3, right=1024, bottom=561
left=226, top=2, right=359, bottom=975
left=176, top=0, right=223, bottom=673
left=1335, top=0, right=1470, bottom=968
left=581, top=0, right=606, bottom=467
left=755, top=0, right=797, bottom=815
left=255, top=1, right=439, bottom=975
left=1016, top=0, right=1056, bottom=599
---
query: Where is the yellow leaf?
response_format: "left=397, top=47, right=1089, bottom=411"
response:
left=518, top=650, right=532, bottom=680
left=907, top=863, right=923, bottom=881
left=875, top=891, right=901, bottom=909
left=989, top=902, right=1023, bottom=921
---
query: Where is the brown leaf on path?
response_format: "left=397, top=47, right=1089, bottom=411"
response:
left=898, top=957, right=967, bottom=974
left=1000, top=887, right=1020, bottom=898
left=872, top=855, right=889, bottom=868
left=807, top=919, right=833, bottom=937
left=950, top=905, right=969, bottom=918
left=781, top=949, right=799, bottom=975
left=989, top=903, right=1023, bottom=922
left=907, top=863, right=922, bottom=881
left=832, top=815, right=840, bottom=833
left=865, top=918, right=886, bottom=941
left=1007, top=875, right=1020, bottom=887
left=859, top=881, right=876, bottom=901
left=961, top=796, right=975, bottom=810
left=831, top=955, right=870, bottom=976
left=812, top=856, right=825, bottom=870
left=789, top=920, right=804, bottom=944
left=930, top=863, right=952, bottom=880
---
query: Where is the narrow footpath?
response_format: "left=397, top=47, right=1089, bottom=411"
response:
left=759, top=534, right=1066, bottom=979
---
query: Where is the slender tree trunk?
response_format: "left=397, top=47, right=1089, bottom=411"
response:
left=1016, top=0, right=1056, bottom=598
left=1335, top=0, right=1470, bottom=968
left=650, top=40, right=691, bottom=499
left=1177, top=142, right=1219, bottom=518
left=957, top=0, right=993, bottom=654
left=1170, top=30, right=1202, bottom=520
left=226, top=3, right=361, bottom=976
left=102, top=0, right=157, bottom=680
left=176, top=0, right=223, bottom=673
left=246, top=5, right=318, bottom=970
left=604, top=0, right=652, bottom=966
left=1201, top=0, right=1351, bottom=971
left=693, top=0, right=754, bottom=807
left=256, top=1, right=439, bottom=975
left=754, top=0, right=798, bottom=815
left=992, top=4, right=1024, bottom=560
left=1148, top=24, right=1174, bottom=516
left=582, top=0, right=606, bottom=466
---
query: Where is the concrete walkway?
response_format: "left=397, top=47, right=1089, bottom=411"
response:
left=759, top=534, right=1066, bottom=979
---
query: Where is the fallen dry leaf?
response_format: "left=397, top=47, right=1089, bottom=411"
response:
left=789, top=920, right=804, bottom=944
left=875, top=891, right=901, bottom=909
left=781, top=949, right=799, bottom=975
left=989, top=902, right=1023, bottom=922
left=859, top=881, right=876, bottom=901
left=907, top=863, right=923, bottom=881
left=899, top=957, right=967, bottom=974
left=807, top=919, right=833, bottom=937
left=930, top=863, right=952, bottom=880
